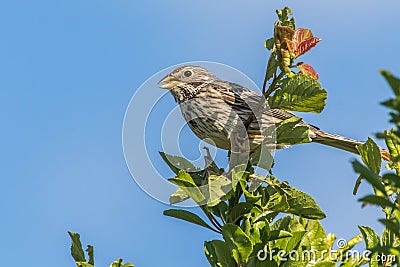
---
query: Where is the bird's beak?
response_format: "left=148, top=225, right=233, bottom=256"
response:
left=159, top=75, right=180, bottom=90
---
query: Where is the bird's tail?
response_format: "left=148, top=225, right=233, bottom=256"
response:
left=312, top=130, right=363, bottom=154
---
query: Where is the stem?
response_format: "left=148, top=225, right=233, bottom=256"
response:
left=201, top=206, right=222, bottom=233
left=262, top=52, right=277, bottom=94
left=264, top=71, right=285, bottom=98
left=261, top=61, right=270, bottom=95
left=209, top=213, right=223, bottom=230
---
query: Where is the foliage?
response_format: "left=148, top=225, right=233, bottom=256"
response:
left=351, top=71, right=400, bottom=267
left=68, top=231, right=134, bottom=267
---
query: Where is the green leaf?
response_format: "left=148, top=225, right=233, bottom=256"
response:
left=274, top=230, right=306, bottom=253
left=326, top=233, right=336, bottom=251
left=76, top=263, right=94, bottom=267
left=239, top=179, right=262, bottom=204
left=265, top=38, right=275, bottom=50
left=250, top=143, right=274, bottom=170
left=257, top=222, right=271, bottom=245
left=266, top=192, right=289, bottom=212
left=275, top=116, right=311, bottom=145
left=159, top=152, right=199, bottom=173
left=379, top=130, right=400, bottom=173
left=271, top=216, right=291, bottom=232
left=231, top=165, right=248, bottom=190
left=266, top=54, right=279, bottom=82
left=357, top=138, right=382, bottom=174
left=302, top=221, right=330, bottom=257
left=289, top=217, right=307, bottom=232
left=381, top=97, right=400, bottom=112
left=227, top=202, right=253, bottom=224
left=207, top=174, right=232, bottom=207
left=86, top=245, right=94, bottom=266
left=312, top=262, right=336, bottom=267
left=269, top=230, right=293, bottom=240
left=68, top=231, right=86, bottom=263
left=253, top=211, right=279, bottom=224
left=247, top=243, right=278, bottom=267
left=163, top=209, right=217, bottom=232
left=358, top=226, right=380, bottom=250
left=268, top=74, right=327, bottom=113
left=340, top=257, right=364, bottom=267
left=204, top=240, right=236, bottom=267
left=169, top=188, right=190, bottom=204
left=276, top=7, right=295, bottom=29
left=379, top=71, right=400, bottom=133
left=259, top=187, right=270, bottom=207
left=108, top=259, right=134, bottom=267
left=352, top=160, right=387, bottom=195
left=247, top=221, right=268, bottom=246
left=242, top=214, right=269, bottom=246
left=168, top=171, right=206, bottom=204
left=382, top=130, right=400, bottom=157
left=382, top=173, right=400, bottom=188
left=222, top=223, right=254, bottom=264
left=382, top=226, right=400, bottom=248
left=378, top=219, right=400, bottom=238
left=359, top=195, right=394, bottom=207
left=267, top=187, right=326, bottom=219
left=380, top=70, right=400, bottom=97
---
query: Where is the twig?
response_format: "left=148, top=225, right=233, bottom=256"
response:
left=201, top=206, right=222, bottom=233
left=264, top=71, right=285, bottom=98
left=261, top=61, right=270, bottom=95
left=262, top=52, right=276, bottom=94
left=209, top=213, right=223, bottom=230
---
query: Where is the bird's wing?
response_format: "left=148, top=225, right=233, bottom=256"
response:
left=217, top=82, right=320, bottom=135
left=218, top=82, right=264, bottom=115
left=218, top=82, right=295, bottom=122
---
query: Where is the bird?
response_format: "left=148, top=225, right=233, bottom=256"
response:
left=159, top=65, right=365, bottom=157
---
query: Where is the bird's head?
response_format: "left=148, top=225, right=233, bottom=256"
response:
left=159, top=65, right=217, bottom=89
left=159, top=65, right=218, bottom=103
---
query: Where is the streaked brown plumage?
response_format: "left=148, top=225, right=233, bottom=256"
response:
left=159, top=65, right=363, bottom=155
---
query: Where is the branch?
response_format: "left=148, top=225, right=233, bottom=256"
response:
left=264, top=71, right=285, bottom=98
left=262, top=60, right=270, bottom=94
left=201, top=206, right=222, bottom=233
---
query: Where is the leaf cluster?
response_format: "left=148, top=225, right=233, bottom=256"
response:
left=68, top=231, right=134, bottom=267
left=351, top=71, right=400, bottom=267
left=262, top=7, right=327, bottom=151
left=162, top=151, right=355, bottom=266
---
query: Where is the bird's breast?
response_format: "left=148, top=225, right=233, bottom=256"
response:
left=178, top=96, right=256, bottom=150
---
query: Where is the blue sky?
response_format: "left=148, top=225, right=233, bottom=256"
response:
left=1, top=0, right=400, bottom=266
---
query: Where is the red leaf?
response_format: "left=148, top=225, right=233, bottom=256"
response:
left=292, top=28, right=321, bottom=58
left=297, top=62, right=319, bottom=80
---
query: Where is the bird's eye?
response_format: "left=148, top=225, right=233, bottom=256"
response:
left=183, top=70, right=192, bottom=77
